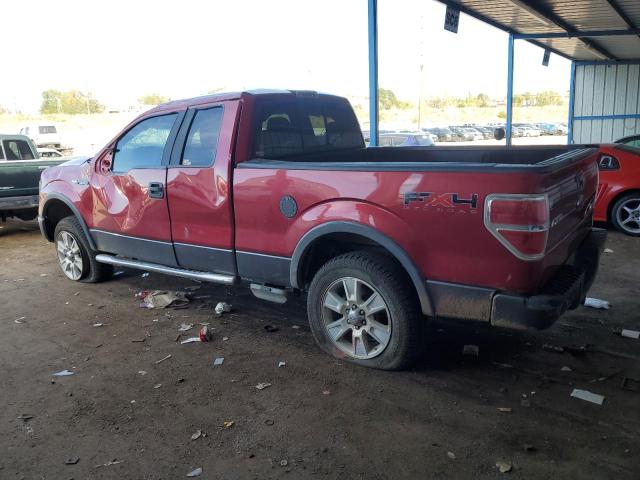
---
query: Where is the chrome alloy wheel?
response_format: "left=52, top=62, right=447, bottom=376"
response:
left=56, top=231, right=83, bottom=280
left=321, top=277, right=392, bottom=360
left=616, top=198, right=640, bottom=235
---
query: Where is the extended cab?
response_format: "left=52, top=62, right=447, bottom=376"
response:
left=0, top=134, right=65, bottom=221
left=38, top=90, right=606, bottom=370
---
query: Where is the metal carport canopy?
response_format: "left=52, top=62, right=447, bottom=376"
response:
left=367, top=0, right=640, bottom=145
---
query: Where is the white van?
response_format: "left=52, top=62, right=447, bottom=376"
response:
left=18, top=124, right=62, bottom=148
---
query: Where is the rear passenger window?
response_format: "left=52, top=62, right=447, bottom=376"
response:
left=112, top=113, right=177, bottom=173
left=2, top=140, right=35, bottom=160
left=181, top=107, right=223, bottom=166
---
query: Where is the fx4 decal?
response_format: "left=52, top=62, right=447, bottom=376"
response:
left=403, top=192, right=479, bottom=209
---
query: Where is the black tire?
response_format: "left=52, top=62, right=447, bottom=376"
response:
left=54, top=216, right=113, bottom=283
left=611, top=193, right=640, bottom=237
left=307, top=251, right=424, bottom=370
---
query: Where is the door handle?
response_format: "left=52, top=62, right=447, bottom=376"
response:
left=148, top=182, right=164, bottom=199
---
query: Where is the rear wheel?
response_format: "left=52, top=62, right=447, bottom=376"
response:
left=54, top=216, right=113, bottom=282
left=307, top=251, right=424, bottom=370
left=611, top=194, right=640, bottom=237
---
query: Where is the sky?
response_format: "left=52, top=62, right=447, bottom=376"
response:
left=0, top=0, right=570, bottom=113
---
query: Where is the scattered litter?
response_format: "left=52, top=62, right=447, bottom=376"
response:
left=223, top=420, right=235, bottom=429
left=65, top=457, right=80, bottom=465
left=571, top=388, right=605, bottom=405
left=621, top=329, right=639, bottom=339
left=497, top=407, right=512, bottom=413
left=264, top=325, right=279, bottom=333
left=138, top=370, right=147, bottom=376
left=114, top=270, right=125, bottom=276
left=14, top=316, right=26, bottom=324
left=153, top=383, right=162, bottom=389
left=292, top=325, right=301, bottom=329
left=178, top=323, right=193, bottom=332
left=280, top=459, right=288, bottom=467
left=154, top=354, right=172, bottom=364
left=199, top=326, right=213, bottom=342
left=322, top=389, right=331, bottom=395
left=542, top=343, right=564, bottom=353
left=53, top=370, right=75, bottom=377
left=222, top=336, right=229, bottom=341
left=181, top=337, right=201, bottom=344
left=561, top=366, right=572, bottom=372
left=496, top=461, right=512, bottom=473
left=620, top=377, right=640, bottom=392
left=604, top=248, right=614, bottom=254
left=93, top=323, right=105, bottom=328
left=74, top=292, right=80, bottom=296
left=137, top=290, right=189, bottom=309
left=447, top=451, right=456, bottom=460
left=214, top=302, right=232, bottom=314
left=186, top=467, right=202, bottom=477
left=40, top=273, right=48, bottom=277
left=131, top=338, right=146, bottom=343
left=141, top=272, right=150, bottom=278
left=256, top=382, right=272, bottom=390
left=96, top=459, right=123, bottom=468
left=462, top=344, right=479, bottom=356
left=191, top=430, right=203, bottom=440
left=584, top=297, right=610, bottom=309
left=278, top=361, right=286, bottom=368
left=214, top=357, right=225, bottom=366
left=17, top=414, right=33, bottom=421
left=264, top=419, right=275, bottom=426
left=130, top=400, right=136, bottom=404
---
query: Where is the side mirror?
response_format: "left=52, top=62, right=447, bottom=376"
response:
left=494, top=127, right=506, bottom=141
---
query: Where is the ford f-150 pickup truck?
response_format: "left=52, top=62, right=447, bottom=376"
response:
left=38, top=90, right=606, bottom=370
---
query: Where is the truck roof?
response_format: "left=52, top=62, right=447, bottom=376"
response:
left=148, top=89, right=329, bottom=114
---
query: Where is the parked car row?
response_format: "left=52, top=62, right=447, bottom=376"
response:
left=420, top=122, right=568, bottom=142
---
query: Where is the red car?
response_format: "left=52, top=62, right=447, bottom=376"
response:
left=594, top=144, right=640, bottom=236
left=38, top=90, right=605, bottom=370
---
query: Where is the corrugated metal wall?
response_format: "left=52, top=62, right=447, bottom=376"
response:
left=572, top=62, right=640, bottom=143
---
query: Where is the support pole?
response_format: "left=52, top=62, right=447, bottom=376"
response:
left=567, top=60, right=575, bottom=144
left=368, top=0, right=379, bottom=146
left=506, top=33, right=514, bottom=146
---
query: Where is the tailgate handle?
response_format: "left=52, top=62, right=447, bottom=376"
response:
left=148, top=182, right=164, bottom=199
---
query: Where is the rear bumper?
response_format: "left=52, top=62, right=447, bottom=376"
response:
left=428, top=228, right=607, bottom=330
left=0, top=195, right=39, bottom=211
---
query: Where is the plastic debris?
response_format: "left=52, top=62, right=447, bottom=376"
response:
left=223, top=420, right=235, bottom=429
left=14, top=316, right=26, bottom=324
left=180, top=337, right=201, bottom=344
left=264, top=419, right=275, bottom=426
left=604, top=248, right=614, bottom=254
left=53, top=370, right=75, bottom=376
left=497, top=407, right=512, bottom=413
left=222, top=336, right=229, bottom=341
left=256, top=382, right=272, bottom=390
left=18, top=414, right=33, bottom=421
left=215, top=302, right=232, bottom=314
left=571, top=388, right=605, bottom=405
left=199, top=326, right=213, bottom=342
left=447, top=451, right=456, bottom=460
left=214, top=357, right=225, bottom=366
left=542, top=343, right=564, bottom=353
left=292, top=325, right=301, bottom=329
left=621, top=329, right=639, bottom=339
left=584, top=297, right=610, bottom=309
left=93, top=323, right=105, bottom=327
left=322, top=389, right=331, bottom=395
left=97, top=459, right=123, bottom=468
left=153, top=383, right=162, bottom=389
left=137, top=290, right=189, bottom=309
left=191, top=429, right=203, bottom=440
left=178, top=323, right=193, bottom=332
left=131, top=338, right=146, bottom=343
left=280, top=459, right=288, bottom=467
left=496, top=461, right=512, bottom=473
left=138, top=370, right=147, bottom=375
left=154, top=354, right=172, bottom=364
left=278, top=361, right=286, bottom=368
left=65, top=456, right=80, bottom=465
left=462, top=344, right=479, bottom=356
left=187, top=467, right=202, bottom=477
left=561, top=366, right=572, bottom=372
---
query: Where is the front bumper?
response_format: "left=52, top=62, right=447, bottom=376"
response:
left=428, top=228, right=607, bottom=330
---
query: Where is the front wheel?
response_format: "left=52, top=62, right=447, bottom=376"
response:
left=54, top=216, right=113, bottom=282
left=307, top=251, right=424, bottom=370
left=611, top=194, right=640, bottom=236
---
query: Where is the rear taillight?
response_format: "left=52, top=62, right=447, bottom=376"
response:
left=484, top=194, right=550, bottom=261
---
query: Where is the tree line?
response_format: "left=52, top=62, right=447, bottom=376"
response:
left=38, top=90, right=171, bottom=114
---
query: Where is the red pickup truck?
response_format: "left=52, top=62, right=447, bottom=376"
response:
left=39, top=90, right=606, bottom=369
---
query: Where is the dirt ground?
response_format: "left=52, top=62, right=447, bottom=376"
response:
left=1, top=220, right=638, bottom=479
